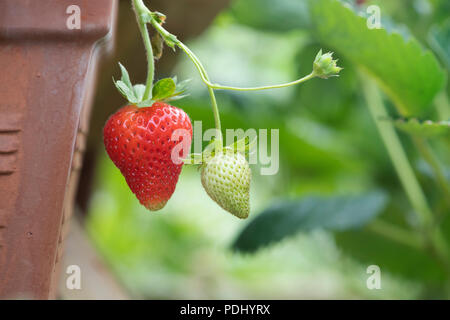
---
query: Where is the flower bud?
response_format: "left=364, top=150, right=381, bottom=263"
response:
left=313, top=50, right=342, bottom=79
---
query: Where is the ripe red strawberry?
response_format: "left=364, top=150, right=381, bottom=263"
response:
left=103, top=102, right=192, bottom=211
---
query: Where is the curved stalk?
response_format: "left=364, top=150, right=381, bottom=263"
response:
left=176, top=41, right=316, bottom=91
left=140, top=4, right=321, bottom=149
left=176, top=42, right=222, bottom=146
left=178, top=42, right=317, bottom=92
left=148, top=14, right=319, bottom=92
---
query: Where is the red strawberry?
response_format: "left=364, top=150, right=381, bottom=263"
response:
left=103, top=102, right=192, bottom=211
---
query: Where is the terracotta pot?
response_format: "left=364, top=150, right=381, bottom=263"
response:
left=0, top=0, right=117, bottom=299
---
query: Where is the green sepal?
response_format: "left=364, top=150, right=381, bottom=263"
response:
left=225, top=136, right=257, bottom=155
left=114, top=65, right=190, bottom=106
left=113, top=63, right=151, bottom=104
left=152, top=78, right=177, bottom=101
left=135, top=99, right=154, bottom=108
left=166, top=78, right=191, bottom=101
left=182, top=153, right=204, bottom=165
left=184, top=136, right=256, bottom=166
left=151, top=77, right=191, bottom=102
left=133, top=84, right=146, bottom=101
left=183, top=138, right=218, bottom=165
left=113, top=63, right=140, bottom=103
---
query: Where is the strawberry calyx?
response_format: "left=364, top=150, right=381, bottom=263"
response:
left=183, top=136, right=256, bottom=166
left=113, top=62, right=190, bottom=107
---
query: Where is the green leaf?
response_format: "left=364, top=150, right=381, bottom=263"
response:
left=394, top=118, right=450, bottom=138
left=230, top=0, right=310, bottom=32
left=152, top=78, right=177, bottom=101
left=428, top=18, right=450, bottom=70
left=309, top=0, right=446, bottom=117
left=232, top=192, right=387, bottom=253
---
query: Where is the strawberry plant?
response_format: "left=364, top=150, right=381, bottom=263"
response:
left=88, top=0, right=450, bottom=299
left=103, top=0, right=341, bottom=215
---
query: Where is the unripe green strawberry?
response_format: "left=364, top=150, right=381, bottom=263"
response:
left=201, top=151, right=251, bottom=219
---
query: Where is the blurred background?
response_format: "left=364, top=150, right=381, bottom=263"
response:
left=61, top=0, right=450, bottom=299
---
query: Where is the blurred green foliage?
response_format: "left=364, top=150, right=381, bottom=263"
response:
left=233, top=192, right=388, bottom=253
left=88, top=0, right=450, bottom=299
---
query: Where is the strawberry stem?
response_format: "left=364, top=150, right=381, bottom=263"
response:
left=176, top=42, right=223, bottom=148
left=132, top=1, right=223, bottom=148
left=133, top=0, right=155, bottom=101
left=135, top=1, right=340, bottom=150
left=151, top=19, right=323, bottom=92
left=178, top=41, right=319, bottom=91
